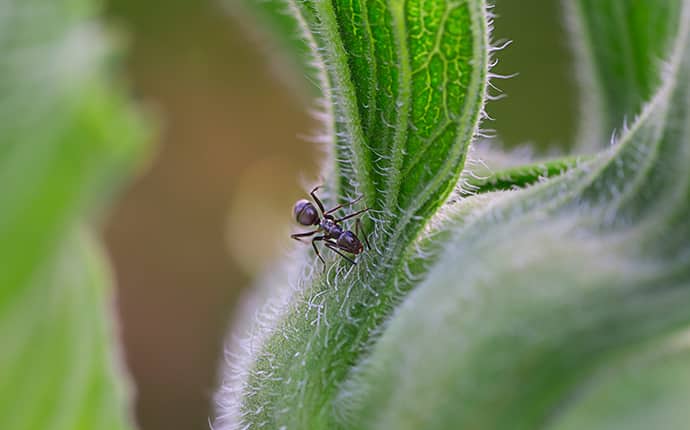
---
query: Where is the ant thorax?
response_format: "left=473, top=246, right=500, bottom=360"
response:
left=320, top=218, right=343, bottom=238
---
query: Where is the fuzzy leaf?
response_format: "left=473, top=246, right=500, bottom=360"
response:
left=0, top=0, right=147, bottom=428
left=292, top=0, right=489, bottom=247
left=566, top=0, right=682, bottom=148
left=216, top=0, right=490, bottom=428
left=339, top=4, right=690, bottom=428
left=459, top=155, right=588, bottom=196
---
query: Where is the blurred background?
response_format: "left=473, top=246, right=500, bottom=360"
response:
left=102, top=1, right=577, bottom=429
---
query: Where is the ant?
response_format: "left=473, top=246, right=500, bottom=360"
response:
left=291, top=186, right=370, bottom=265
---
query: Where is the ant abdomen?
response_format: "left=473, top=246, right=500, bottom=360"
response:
left=337, top=231, right=363, bottom=254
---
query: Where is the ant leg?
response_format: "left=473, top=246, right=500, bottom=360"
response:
left=324, top=241, right=357, bottom=265
left=291, top=229, right=320, bottom=242
left=311, top=235, right=327, bottom=265
left=323, top=195, right=364, bottom=216
left=310, top=186, right=326, bottom=214
left=355, top=218, right=371, bottom=250
left=334, top=207, right=370, bottom=223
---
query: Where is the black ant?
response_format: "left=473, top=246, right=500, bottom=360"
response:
left=291, top=186, right=370, bottom=265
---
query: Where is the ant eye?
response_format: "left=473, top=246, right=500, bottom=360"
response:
left=293, top=199, right=319, bottom=225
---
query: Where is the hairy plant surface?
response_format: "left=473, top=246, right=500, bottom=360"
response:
left=218, top=0, right=690, bottom=429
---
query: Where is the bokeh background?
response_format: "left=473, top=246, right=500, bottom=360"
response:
left=102, top=1, right=577, bottom=429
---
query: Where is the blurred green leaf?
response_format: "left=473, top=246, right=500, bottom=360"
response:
left=0, top=232, right=134, bottom=430
left=0, top=0, right=147, bottom=428
left=0, top=0, right=147, bottom=306
left=566, top=0, right=682, bottom=149
left=552, top=333, right=690, bottom=430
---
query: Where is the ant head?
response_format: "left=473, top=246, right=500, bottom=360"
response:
left=337, top=231, right=363, bottom=254
left=293, top=199, right=320, bottom=226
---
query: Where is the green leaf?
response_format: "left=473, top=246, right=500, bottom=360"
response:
left=459, top=155, right=589, bottom=196
left=0, top=231, right=134, bottom=430
left=293, top=0, right=489, bottom=246
left=566, top=0, right=682, bottom=149
left=338, top=4, right=690, bottom=428
left=0, top=0, right=147, bottom=428
left=217, top=0, right=490, bottom=428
